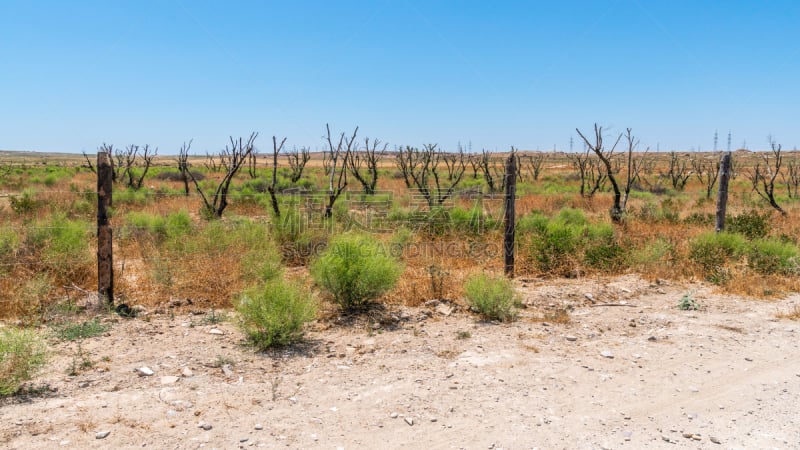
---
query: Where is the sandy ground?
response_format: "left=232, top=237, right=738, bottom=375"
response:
left=2, top=274, right=800, bottom=450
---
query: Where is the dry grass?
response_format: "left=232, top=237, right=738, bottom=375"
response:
left=777, top=305, right=800, bottom=320
left=2, top=150, right=800, bottom=320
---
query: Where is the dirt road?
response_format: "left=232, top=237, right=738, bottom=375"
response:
left=2, top=275, right=799, bottom=449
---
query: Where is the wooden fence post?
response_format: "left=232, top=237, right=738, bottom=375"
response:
left=97, top=151, right=114, bottom=306
left=715, top=152, right=732, bottom=232
left=504, top=152, right=517, bottom=278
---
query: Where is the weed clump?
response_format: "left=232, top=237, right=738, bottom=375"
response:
left=689, top=232, right=746, bottom=277
left=464, top=273, right=519, bottom=322
left=236, top=279, right=317, bottom=349
left=310, top=233, right=402, bottom=312
left=0, top=328, right=47, bottom=396
left=746, top=238, right=799, bottom=275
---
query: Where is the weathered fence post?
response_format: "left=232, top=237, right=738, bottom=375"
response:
left=97, top=151, right=114, bottom=306
left=715, top=152, right=732, bottom=232
left=504, top=152, right=517, bottom=278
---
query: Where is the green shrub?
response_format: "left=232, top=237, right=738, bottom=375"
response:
left=310, top=233, right=402, bottom=311
left=728, top=209, right=770, bottom=239
left=583, top=223, right=625, bottom=270
left=9, top=190, right=40, bottom=215
left=689, top=232, right=746, bottom=279
left=747, top=238, right=799, bottom=275
left=26, top=215, right=91, bottom=277
left=236, top=279, right=317, bottom=349
left=463, top=273, right=519, bottom=321
left=0, top=328, right=47, bottom=396
left=631, top=238, right=673, bottom=266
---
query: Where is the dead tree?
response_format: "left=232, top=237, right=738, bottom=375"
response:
left=189, top=133, right=257, bottom=219
left=348, top=137, right=386, bottom=195
left=478, top=149, right=500, bottom=192
left=747, top=139, right=786, bottom=216
left=205, top=151, right=221, bottom=173
left=247, top=147, right=258, bottom=179
left=782, top=159, right=800, bottom=198
left=619, top=128, right=646, bottom=213
left=666, top=151, right=691, bottom=190
left=442, top=151, right=462, bottom=182
left=586, top=158, right=608, bottom=198
left=577, top=124, right=625, bottom=223
left=692, top=157, right=720, bottom=199
left=119, top=144, right=156, bottom=190
left=525, top=153, right=545, bottom=181
left=396, top=146, right=416, bottom=189
left=177, top=140, right=192, bottom=196
left=404, top=144, right=466, bottom=208
left=568, top=150, right=595, bottom=198
left=324, top=124, right=358, bottom=218
left=286, top=146, right=311, bottom=183
left=322, top=149, right=332, bottom=177
left=266, top=136, right=287, bottom=218
left=467, top=154, right=480, bottom=179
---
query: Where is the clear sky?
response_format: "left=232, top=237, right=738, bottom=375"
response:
left=1, top=0, right=798, bottom=154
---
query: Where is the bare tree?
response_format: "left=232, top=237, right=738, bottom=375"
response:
left=403, top=144, right=466, bottom=208
left=467, top=153, right=480, bottom=179
left=348, top=137, right=386, bottom=195
left=586, top=158, right=608, bottom=198
left=396, top=145, right=416, bottom=189
left=666, top=151, right=691, bottom=190
left=619, top=128, right=646, bottom=213
left=286, top=146, right=311, bottom=183
left=525, top=153, right=545, bottom=181
left=324, top=124, right=358, bottom=218
left=567, top=150, right=593, bottom=198
left=189, top=133, right=257, bottom=218
left=266, top=136, right=287, bottom=218
left=477, top=149, right=500, bottom=192
left=783, top=158, right=800, bottom=198
left=118, top=144, right=156, bottom=190
left=247, top=146, right=259, bottom=179
left=747, top=139, right=786, bottom=215
left=205, top=151, right=221, bottom=173
left=692, top=157, right=720, bottom=199
left=177, top=140, right=193, bottom=196
left=576, top=124, right=625, bottom=222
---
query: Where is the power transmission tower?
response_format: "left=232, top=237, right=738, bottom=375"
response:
left=727, top=131, right=732, bottom=152
left=714, top=130, right=718, bottom=151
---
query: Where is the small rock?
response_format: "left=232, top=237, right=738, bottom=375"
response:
left=199, top=423, right=212, bottom=431
left=390, top=412, right=398, bottom=419
left=689, top=386, right=699, bottom=393
left=255, top=424, right=263, bottom=430
left=95, top=431, right=110, bottom=439
left=136, top=367, right=154, bottom=376
left=682, top=433, right=693, bottom=439
left=209, top=328, right=224, bottom=335
left=435, top=304, right=453, bottom=316
left=239, top=438, right=248, bottom=443
left=404, top=417, right=414, bottom=426
left=221, top=364, right=234, bottom=377
left=161, top=376, right=180, bottom=385
left=584, top=293, right=594, bottom=301
left=181, top=367, right=194, bottom=377
left=565, top=335, right=578, bottom=342
left=710, top=436, right=721, bottom=444
left=430, top=417, right=438, bottom=422
left=744, top=357, right=753, bottom=362
left=78, top=381, right=90, bottom=388
left=648, top=336, right=657, bottom=341
left=600, top=350, right=614, bottom=359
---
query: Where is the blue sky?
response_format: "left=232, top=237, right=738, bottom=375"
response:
left=1, top=0, right=798, bottom=154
